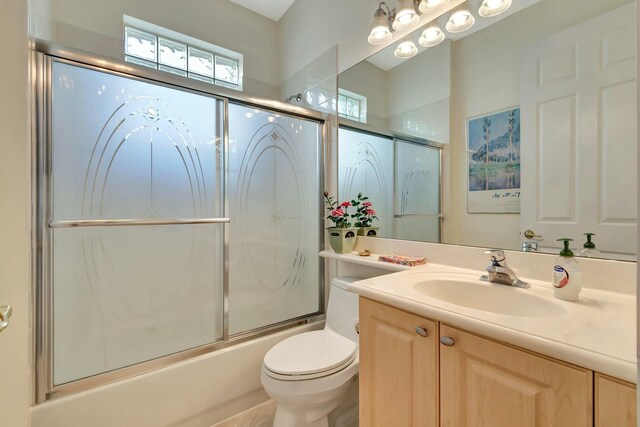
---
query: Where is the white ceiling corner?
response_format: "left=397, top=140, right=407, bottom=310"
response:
left=228, top=0, right=296, bottom=22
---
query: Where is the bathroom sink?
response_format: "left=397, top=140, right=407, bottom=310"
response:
left=413, top=277, right=567, bottom=318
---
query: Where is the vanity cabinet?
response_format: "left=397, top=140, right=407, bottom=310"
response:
left=359, top=297, right=626, bottom=427
left=359, top=298, right=438, bottom=427
left=440, top=324, right=592, bottom=427
left=595, top=373, right=637, bottom=427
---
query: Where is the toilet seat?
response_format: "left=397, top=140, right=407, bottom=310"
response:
left=263, top=330, right=357, bottom=381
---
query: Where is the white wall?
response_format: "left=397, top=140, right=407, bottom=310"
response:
left=387, top=40, right=451, bottom=143
left=31, top=0, right=280, bottom=98
left=448, top=0, right=635, bottom=250
left=0, top=1, right=32, bottom=426
left=338, top=60, right=389, bottom=129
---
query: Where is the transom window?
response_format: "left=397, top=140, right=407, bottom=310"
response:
left=124, top=16, right=243, bottom=91
left=337, top=89, right=367, bottom=123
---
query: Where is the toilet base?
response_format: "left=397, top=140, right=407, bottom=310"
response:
left=270, top=376, right=359, bottom=427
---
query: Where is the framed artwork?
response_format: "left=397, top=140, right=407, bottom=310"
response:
left=467, top=107, right=521, bottom=214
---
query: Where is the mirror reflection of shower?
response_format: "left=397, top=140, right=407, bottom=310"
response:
left=284, top=92, right=302, bottom=104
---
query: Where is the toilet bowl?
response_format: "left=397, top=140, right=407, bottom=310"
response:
left=261, top=276, right=361, bottom=427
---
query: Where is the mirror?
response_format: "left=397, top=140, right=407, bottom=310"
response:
left=338, top=0, right=637, bottom=261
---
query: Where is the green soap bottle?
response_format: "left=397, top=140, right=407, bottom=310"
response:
left=577, top=233, right=600, bottom=258
left=552, top=238, right=582, bottom=302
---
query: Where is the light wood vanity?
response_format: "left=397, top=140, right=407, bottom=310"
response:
left=359, top=298, right=637, bottom=427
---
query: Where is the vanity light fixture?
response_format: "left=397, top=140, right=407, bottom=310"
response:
left=445, top=3, right=476, bottom=33
left=393, top=0, right=421, bottom=30
left=419, top=25, right=445, bottom=47
left=478, top=0, right=512, bottom=17
left=368, top=0, right=424, bottom=45
left=394, top=39, right=418, bottom=58
left=418, top=0, right=450, bottom=14
left=368, top=2, right=394, bottom=45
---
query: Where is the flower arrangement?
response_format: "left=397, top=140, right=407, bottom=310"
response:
left=351, top=193, right=378, bottom=227
left=324, top=192, right=353, bottom=228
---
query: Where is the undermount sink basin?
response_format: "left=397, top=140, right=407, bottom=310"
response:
left=413, top=277, right=567, bottom=318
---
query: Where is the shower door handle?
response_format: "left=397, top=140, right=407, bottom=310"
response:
left=0, top=305, right=12, bottom=333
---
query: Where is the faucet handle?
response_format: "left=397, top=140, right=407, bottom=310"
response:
left=485, top=249, right=506, bottom=264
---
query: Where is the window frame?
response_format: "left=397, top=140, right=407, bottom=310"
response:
left=337, top=89, right=367, bottom=123
left=123, top=16, right=243, bottom=91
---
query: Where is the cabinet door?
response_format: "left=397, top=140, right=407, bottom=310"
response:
left=595, top=373, right=637, bottom=427
left=440, top=324, right=592, bottom=427
left=359, top=298, right=438, bottom=427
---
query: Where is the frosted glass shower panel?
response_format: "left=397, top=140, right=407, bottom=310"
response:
left=228, top=104, right=321, bottom=335
left=51, top=62, right=223, bottom=221
left=52, top=225, right=223, bottom=384
left=394, top=139, right=440, bottom=242
left=50, top=61, right=224, bottom=385
left=338, top=128, right=393, bottom=237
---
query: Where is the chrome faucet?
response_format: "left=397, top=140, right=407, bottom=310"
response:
left=482, top=250, right=529, bottom=288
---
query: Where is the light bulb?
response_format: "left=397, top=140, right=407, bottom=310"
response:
left=398, top=14, right=414, bottom=25
left=368, top=6, right=393, bottom=45
left=452, top=11, right=469, bottom=25
left=419, top=0, right=449, bottom=14
left=393, top=0, right=420, bottom=30
left=419, top=25, right=445, bottom=47
left=446, top=7, right=475, bottom=33
left=394, top=40, right=418, bottom=59
left=425, top=28, right=440, bottom=40
left=478, top=0, right=512, bottom=17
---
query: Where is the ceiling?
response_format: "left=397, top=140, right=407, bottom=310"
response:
left=228, top=0, right=296, bottom=21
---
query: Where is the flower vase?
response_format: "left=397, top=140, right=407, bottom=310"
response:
left=327, top=227, right=358, bottom=254
left=357, top=226, right=380, bottom=237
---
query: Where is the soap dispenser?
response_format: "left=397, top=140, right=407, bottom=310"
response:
left=552, top=238, right=582, bottom=302
left=577, top=233, right=600, bottom=258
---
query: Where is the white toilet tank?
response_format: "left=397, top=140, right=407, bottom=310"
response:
left=325, top=277, right=361, bottom=344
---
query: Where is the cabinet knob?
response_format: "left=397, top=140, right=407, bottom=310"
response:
left=415, top=326, right=428, bottom=337
left=440, top=336, right=455, bottom=346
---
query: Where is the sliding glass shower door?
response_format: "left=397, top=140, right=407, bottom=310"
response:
left=228, top=104, right=321, bottom=335
left=49, top=61, right=225, bottom=385
left=39, top=56, right=324, bottom=398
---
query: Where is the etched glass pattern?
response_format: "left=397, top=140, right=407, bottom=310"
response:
left=51, top=62, right=224, bottom=385
left=228, top=104, right=321, bottom=335
left=394, top=139, right=440, bottom=242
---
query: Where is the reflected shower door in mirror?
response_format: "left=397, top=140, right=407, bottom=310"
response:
left=338, top=126, right=441, bottom=242
left=338, top=0, right=637, bottom=261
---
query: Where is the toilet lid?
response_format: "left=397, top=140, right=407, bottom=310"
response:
left=263, top=330, right=357, bottom=378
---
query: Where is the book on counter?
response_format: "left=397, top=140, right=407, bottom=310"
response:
left=377, top=254, right=427, bottom=267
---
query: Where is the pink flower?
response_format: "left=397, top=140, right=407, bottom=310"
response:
left=330, top=208, right=344, bottom=217
left=340, top=201, right=351, bottom=208
left=366, top=209, right=376, bottom=215
left=362, top=201, right=372, bottom=207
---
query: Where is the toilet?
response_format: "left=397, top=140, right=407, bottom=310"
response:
left=261, top=277, right=361, bottom=427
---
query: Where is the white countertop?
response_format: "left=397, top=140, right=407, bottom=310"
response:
left=343, top=260, right=637, bottom=383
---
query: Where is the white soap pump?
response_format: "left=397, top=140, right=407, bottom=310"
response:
left=552, top=238, right=582, bottom=302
